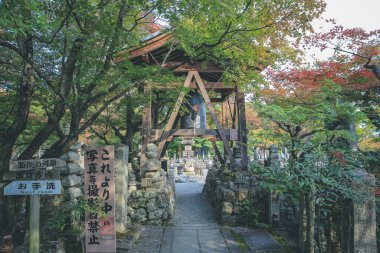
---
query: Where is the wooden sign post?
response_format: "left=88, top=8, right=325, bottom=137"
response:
left=84, top=146, right=116, bottom=253
left=4, top=158, right=64, bottom=253
left=30, top=195, right=40, bottom=253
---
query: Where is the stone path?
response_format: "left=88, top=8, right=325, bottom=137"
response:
left=128, top=172, right=283, bottom=253
left=172, top=182, right=216, bottom=225
left=160, top=181, right=238, bottom=253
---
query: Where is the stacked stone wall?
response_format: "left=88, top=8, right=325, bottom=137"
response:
left=126, top=143, right=175, bottom=226
left=203, top=167, right=266, bottom=226
left=58, top=142, right=83, bottom=199
left=127, top=185, right=174, bottom=225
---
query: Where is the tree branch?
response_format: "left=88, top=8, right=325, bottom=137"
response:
left=90, top=125, right=111, bottom=144
left=0, top=40, right=58, bottom=95
left=195, top=10, right=294, bottom=51
left=123, top=6, right=157, bottom=33
left=103, top=115, right=125, bottom=141
left=33, top=4, right=74, bottom=44
left=333, top=47, right=371, bottom=60
left=78, top=91, right=126, bottom=133
left=299, top=129, right=322, bottom=139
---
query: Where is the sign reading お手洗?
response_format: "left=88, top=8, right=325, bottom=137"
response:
left=4, top=180, right=61, bottom=195
left=84, top=146, right=116, bottom=253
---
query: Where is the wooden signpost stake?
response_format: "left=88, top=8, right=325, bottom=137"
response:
left=30, top=195, right=40, bottom=253
left=4, top=158, right=64, bottom=253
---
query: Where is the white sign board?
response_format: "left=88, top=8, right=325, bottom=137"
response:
left=4, top=180, right=62, bottom=195
left=9, top=158, right=66, bottom=171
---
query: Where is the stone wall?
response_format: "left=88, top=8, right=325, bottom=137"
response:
left=114, top=144, right=129, bottom=236
left=58, top=142, right=83, bottom=199
left=203, top=166, right=266, bottom=226
left=125, top=144, right=175, bottom=226
left=127, top=185, right=175, bottom=225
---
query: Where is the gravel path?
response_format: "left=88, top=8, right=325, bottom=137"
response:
left=128, top=225, right=164, bottom=253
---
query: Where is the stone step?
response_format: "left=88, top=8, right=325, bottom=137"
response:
left=240, top=229, right=283, bottom=253
left=165, top=223, right=221, bottom=230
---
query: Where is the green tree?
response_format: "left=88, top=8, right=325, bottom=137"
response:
left=253, top=80, right=371, bottom=253
left=0, top=0, right=168, bottom=171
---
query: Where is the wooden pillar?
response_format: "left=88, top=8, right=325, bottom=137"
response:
left=152, top=91, right=159, bottom=129
left=140, top=85, right=152, bottom=166
left=236, top=88, right=248, bottom=170
left=222, top=99, right=230, bottom=128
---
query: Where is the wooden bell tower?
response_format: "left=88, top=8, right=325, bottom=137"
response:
left=120, top=33, right=248, bottom=169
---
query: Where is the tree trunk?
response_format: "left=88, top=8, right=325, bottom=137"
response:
left=298, top=195, right=306, bottom=253
left=18, top=37, right=85, bottom=160
left=0, top=4, right=34, bottom=240
left=306, top=192, right=315, bottom=253
left=125, top=95, right=136, bottom=153
left=326, top=212, right=333, bottom=253
left=340, top=199, right=352, bottom=253
left=43, top=135, right=78, bottom=159
left=0, top=28, right=34, bottom=172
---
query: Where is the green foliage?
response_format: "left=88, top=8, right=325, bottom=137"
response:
left=229, top=229, right=249, bottom=251
left=253, top=149, right=373, bottom=211
left=47, top=197, right=105, bottom=236
left=167, top=137, right=183, bottom=158
left=192, top=137, right=212, bottom=154
left=164, top=0, right=326, bottom=87
left=252, top=79, right=375, bottom=217
left=0, top=0, right=327, bottom=163
left=238, top=200, right=259, bottom=227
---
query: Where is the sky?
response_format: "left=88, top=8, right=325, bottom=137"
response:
left=314, top=0, right=380, bottom=31
left=308, top=0, right=380, bottom=61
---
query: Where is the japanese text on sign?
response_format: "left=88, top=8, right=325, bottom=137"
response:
left=3, top=170, right=60, bottom=181
left=84, top=146, right=116, bottom=253
left=4, top=180, right=62, bottom=195
left=9, top=158, right=66, bottom=171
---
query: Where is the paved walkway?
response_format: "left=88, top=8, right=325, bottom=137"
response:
left=173, top=182, right=216, bottom=225
left=161, top=182, right=238, bottom=253
left=128, top=179, right=245, bottom=253
left=128, top=174, right=282, bottom=253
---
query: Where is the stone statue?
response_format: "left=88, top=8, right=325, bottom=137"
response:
left=131, top=157, right=141, bottom=180
left=141, top=143, right=166, bottom=189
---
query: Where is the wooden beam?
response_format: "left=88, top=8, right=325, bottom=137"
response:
left=151, top=128, right=237, bottom=141
left=193, top=71, right=234, bottom=161
left=170, top=62, right=225, bottom=73
left=237, top=90, right=248, bottom=170
left=150, top=128, right=237, bottom=141
left=140, top=86, right=152, bottom=166
left=152, top=92, right=159, bottom=129
left=128, top=33, right=172, bottom=59
left=222, top=99, right=228, bottom=128
left=170, top=129, right=229, bottom=137
left=210, top=98, right=224, bottom=103
left=212, top=141, right=224, bottom=164
left=150, top=81, right=233, bottom=91
left=156, top=71, right=194, bottom=158
left=160, top=115, right=180, bottom=158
